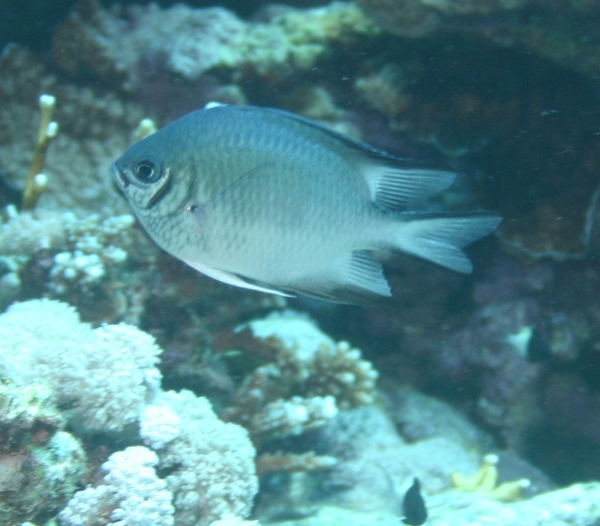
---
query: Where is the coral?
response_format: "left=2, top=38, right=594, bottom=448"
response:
left=451, top=453, right=531, bottom=502
left=357, top=0, right=600, bottom=83
left=139, top=390, right=258, bottom=526
left=256, top=452, right=337, bottom=475
left=22, top=94, right=57, bottom=210
left=59, top=446, right=174, bottom=526
left=0, top=208, right=144, bottom=321
left=51, top=0, right=379, bottom=92
left=0, top=430, right=86, bottom=525
left=0, top=44, right=144, bottom=216
left=0, top=298, right=162, bottom=432
left=0, top=377, right=83, bottom=524
left=0, top=378, right=64, bottom=452
left=223, top=311, right=378, bottom=441
left=48, top=213, right=135, bottom=294
left=250, top=396, right=338, bottom=440
left=357, top=0, right=531, bottom=39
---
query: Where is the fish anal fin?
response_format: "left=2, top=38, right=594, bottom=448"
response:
left=288, top=250, right=391, bottom=304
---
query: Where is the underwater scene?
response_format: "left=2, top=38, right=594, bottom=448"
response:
left=1, top=0, right=600, bottom=524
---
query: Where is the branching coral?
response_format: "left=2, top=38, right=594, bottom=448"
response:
left=22, top=94, right=57, bottom=210
left=0, top=44, right=144, bottom=216
left=0, top=208, right=137, bottom=315
left=223, top=311, right=378, bottom=442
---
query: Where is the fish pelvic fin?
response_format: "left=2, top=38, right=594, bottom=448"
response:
left=391, top=214, right=502, bottom=273
left=183, top=259, right=294, bottom=297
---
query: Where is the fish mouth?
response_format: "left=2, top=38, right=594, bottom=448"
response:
left=110, top=162, right=130, bottom=188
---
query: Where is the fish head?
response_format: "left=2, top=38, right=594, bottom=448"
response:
left=111, top=126, right=211, bottom=258
left=111, top=131, right=193, bottom=219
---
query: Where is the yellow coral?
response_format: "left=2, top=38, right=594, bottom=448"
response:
left=451, top=453, right=531, bottom=502
left=22, top=94, right=58, bottom=210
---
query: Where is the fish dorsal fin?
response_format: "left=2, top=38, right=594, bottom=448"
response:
left=183, top=258, right=294, bottom=297
left=362, top=161, right=456, bottom=209
left=242, top=106, right=456, bottom=209
left=289, top=250, right=391, bottom=303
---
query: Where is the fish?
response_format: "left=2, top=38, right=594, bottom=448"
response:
left=402, top=477, right=428, bottom=526
left=111, top=104, right=500, bottom=303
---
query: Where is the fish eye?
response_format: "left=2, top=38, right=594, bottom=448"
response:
left=134, top=160, right=161, bottom=183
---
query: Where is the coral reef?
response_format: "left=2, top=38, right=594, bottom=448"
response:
left=59, top=446, right=175, bottom=526
left=51, top=0, right=379, bottom=91
left=2, top=0, right=600, bottom=524
left=357, top=0, right=600, bottom=81
left=0, top=299, right=259, bottom=525
left=223, top=312, right=378, bottom=441
left=0, top=44, right=144, bottom=216
left=0, top=299, right=162, bottom=431
left=0, top=378, right=86, bottom=524
left=140, top=390, right=258, bottom=526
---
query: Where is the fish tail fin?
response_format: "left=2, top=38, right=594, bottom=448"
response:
left=391, top=214, right=501, bottom=273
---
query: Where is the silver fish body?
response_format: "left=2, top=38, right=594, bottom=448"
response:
left=112, top=105, right=500, bottom=302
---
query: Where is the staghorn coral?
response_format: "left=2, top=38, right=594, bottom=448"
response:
left=0, top=298, right=162, bottom=432
left=59, top=446, right=175, bottom=526
left=51, top=0, right=379, bottom=92
left=139, top=389, right=258, bottom=526
left=223, top=311, right=378, bottom=441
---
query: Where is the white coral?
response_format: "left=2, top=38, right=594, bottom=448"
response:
left=59, top=446, right=174, bottom=526
left=140, top=390, right=258, bottom=526
left=0, top=299, right=161, bottom=431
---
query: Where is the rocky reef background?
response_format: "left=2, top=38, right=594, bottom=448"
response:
left=1, top=0, right=600, bottom=525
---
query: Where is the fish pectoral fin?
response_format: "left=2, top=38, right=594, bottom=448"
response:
left=362, top=161, right=456, bottom=209
left=183, top=259, right=294, bottom=297
left=393, top=214, right=502, bottom=273
left=289, top=250, right=391, bottom=304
